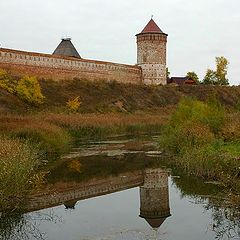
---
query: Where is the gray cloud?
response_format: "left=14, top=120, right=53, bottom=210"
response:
left=0, top=0, right=239, bottom=85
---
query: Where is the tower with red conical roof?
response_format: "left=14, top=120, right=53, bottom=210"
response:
left=136, top=19, right=168, bottom=85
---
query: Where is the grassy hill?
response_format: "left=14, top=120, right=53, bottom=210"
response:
left=0, top=78, right=240, bottom=114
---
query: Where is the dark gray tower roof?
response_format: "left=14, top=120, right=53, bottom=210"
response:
left=53, top=38, right=81, bottom=58
left=144, top=217, right=168, bottom=229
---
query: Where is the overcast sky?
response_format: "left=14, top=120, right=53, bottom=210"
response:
left=0, top=0, right=239, bottom=85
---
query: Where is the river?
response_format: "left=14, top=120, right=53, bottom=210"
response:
left=0, top=134, right=239, bottom=240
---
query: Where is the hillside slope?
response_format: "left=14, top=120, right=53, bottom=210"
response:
left=0, top=79, right=240, bottom=114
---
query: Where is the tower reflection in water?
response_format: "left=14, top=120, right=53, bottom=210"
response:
left=140, top=168, right=171, bottom=230
left=61, top=168, right=171, bottom=230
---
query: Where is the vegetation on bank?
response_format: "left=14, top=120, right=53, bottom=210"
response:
left=0, top=112, right=167, bottom=211
left=160, top=97, right=240, bottom=200
left=0, top=70, right=240, bottom=115
left=0, top=69, right=44, bottom=105
left=0, top=69, right=240, bottom=210
left=0, top=137, right=43, bottom=211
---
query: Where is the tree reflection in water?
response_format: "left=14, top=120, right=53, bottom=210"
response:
left=172, top=173, right=240, bottom=240
left=0, top=210, right=61, bottom=240
left=206, top=203, right=240, bottom=240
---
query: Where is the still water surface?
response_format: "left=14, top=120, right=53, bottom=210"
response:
left=1, top=135, right=239, bottom=240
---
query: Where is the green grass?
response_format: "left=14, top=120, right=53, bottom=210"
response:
left=219, top=142, right=240, bottom=157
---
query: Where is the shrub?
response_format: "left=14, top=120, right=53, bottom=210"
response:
left=12, top=122, right=71, bottom=156
left=0, top=69, right=16, bottom=93
left=16, top=76, right=45, bottom=105
left=160, top=97, right=224, bottom=154
left=66, top=96, right=81, bottom=112
left=160, top=97, right=240, bottom=195
left=221, top=113, right=240, bottom=141
left=178, top=146, right=239, bottom=182
left=160, top=121, right=214, bottom=154
left=170, top=97, right=225, bottom=134
left=0, top=115, right=72, bottom=157
left=0, top=136, right=41, bottom=210
left=0, top=70, right=45, bottom=106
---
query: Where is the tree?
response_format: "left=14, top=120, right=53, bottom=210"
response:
left=202, top=69, right=218, bottom=85
left=186, top=71, right=199, bottom=83
left=203, top=56, right=229, bottom=85
left=215, top=56, right=229, bottom=85
left=0, top=69, right=16, bottom=93
left=16, top=76, right=45, bottom=104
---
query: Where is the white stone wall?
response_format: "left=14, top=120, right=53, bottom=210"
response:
left=0, top=50, right=140, bottom=74
left=0, top=49, right=142, bottom=83
left=140, top=63, right=166, bottom=85
left=137, top=41, right=166, bottom=64
left=143, top=168, right=168, bottom=189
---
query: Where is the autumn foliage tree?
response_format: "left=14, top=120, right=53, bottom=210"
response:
left=215, top=56, right=229, bottom=85
left=0, top=69, right=45, bottom=105
left=203, top=56, right=229, bottom=85
left=0, top=69, right=16, bottom=93
left=16, top=76, right=45, bottom=104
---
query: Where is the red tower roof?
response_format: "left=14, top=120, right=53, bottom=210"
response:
left=141, top=19, right=163, bottom=34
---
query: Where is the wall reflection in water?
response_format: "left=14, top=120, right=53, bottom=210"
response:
left=62, top=168, right=172, bottom=230
left=3, top=167, right=240, bottom=240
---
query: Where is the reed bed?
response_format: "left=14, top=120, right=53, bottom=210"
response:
left=0, top=137, right=41, bottom=211
left=0, top=114, right=71, bottom=156
left=42, top=112, right=168, bottom=127
left=0, top=112, right=168, bottom=149
left=41, top=112, right=168, bottom=138
left=0, top=112, right=168, bottom=210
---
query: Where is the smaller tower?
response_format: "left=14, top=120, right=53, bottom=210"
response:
left=136, top=19, right=168, bottom=85
left=139, top=168, right=171, bottom=230
left=53, top=37, right=81, bottom=58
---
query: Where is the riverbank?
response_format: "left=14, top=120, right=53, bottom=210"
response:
left=159, top=97, right=240, bottom=204
left=1, top=72, right=240, bottom=211
left=1, top=77, right=240, bottom=115
left=0, top=112, right=168, bottom=211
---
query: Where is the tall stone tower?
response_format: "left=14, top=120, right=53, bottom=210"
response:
left=136, top=19, right=168, bottom=85
left=140, top=168, right=171, bottom=230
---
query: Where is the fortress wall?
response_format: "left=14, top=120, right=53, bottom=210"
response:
left=0, top=48, right=143, bottom=84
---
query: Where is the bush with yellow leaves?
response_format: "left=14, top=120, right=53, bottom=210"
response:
left=0, top=69, right=16, bottom=93
left=0, top=69, right=45, bottom=105
left=16, top=76, right=45, bottom=105
left=66, top=96, right=81, bottom=112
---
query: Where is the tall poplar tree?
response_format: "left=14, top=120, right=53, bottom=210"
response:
left=203, top=56, right=229, bottom=85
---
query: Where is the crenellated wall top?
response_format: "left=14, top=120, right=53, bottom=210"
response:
left=0, top=48, right=141, bottom=72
